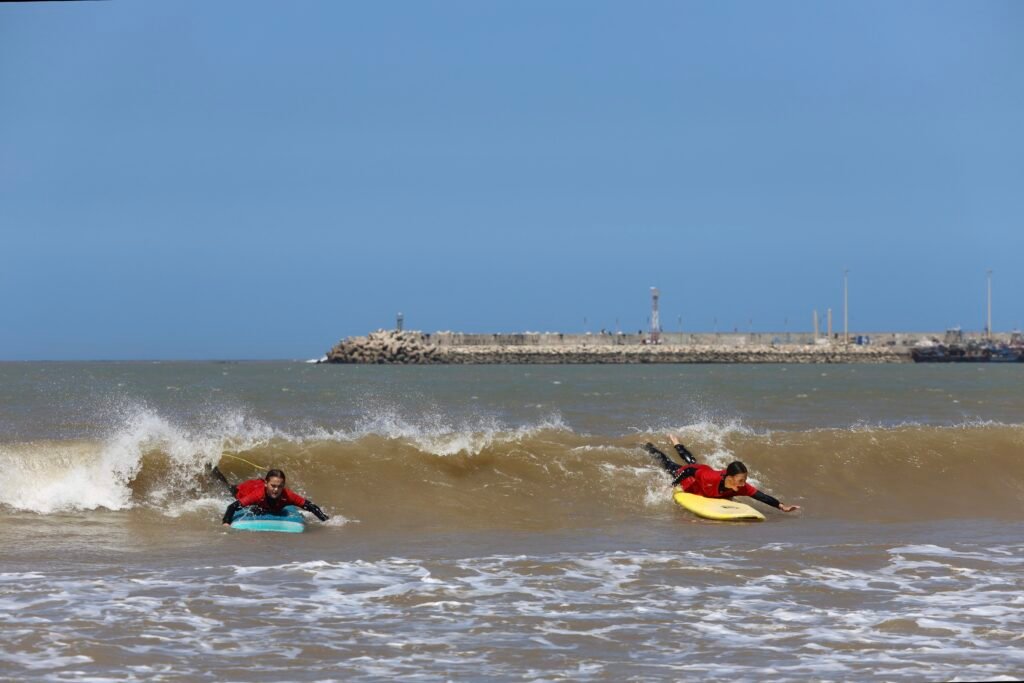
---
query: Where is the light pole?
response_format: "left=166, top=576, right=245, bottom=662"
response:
left=843, top=269, right=849, bottom=346
left=649, top=287, right=660, bottom=344
left=987, top=269, right=993, bottom=340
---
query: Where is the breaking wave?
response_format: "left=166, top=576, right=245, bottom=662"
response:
left=1, top=406, right=1022, bottom=526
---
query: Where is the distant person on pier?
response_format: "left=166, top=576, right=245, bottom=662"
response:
left=642, top=435, right=799, bottom=512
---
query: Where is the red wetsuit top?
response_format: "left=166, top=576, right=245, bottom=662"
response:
left=235, top=478, right=306, bottom=513
left=676, top=464, right=758, bottom=499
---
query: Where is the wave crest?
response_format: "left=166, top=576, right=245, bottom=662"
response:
left=2, top=411, right=1022, bottom=525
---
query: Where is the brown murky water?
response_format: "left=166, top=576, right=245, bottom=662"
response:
left=2, top=363, right=1023, bottom=681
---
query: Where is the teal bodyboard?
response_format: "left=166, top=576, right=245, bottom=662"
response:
left=230, top=504, right=305, bottom=533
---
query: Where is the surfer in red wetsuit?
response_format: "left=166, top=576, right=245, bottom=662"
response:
left=217, top=468, right=330, bottom=525
left=643, top=435, right=799, bottom=512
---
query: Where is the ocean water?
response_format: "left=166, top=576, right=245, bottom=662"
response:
left=1, top=362, right=1023, bottom=681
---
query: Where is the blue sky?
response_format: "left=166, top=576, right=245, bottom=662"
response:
left=2, top=1, right=1022, bottom=359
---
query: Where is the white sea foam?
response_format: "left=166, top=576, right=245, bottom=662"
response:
left=158, top=496, right=227, bottom=519
left=341, top=407, right=571, bottom=456
left=244, top=404, right=574, bottom=457
left=0, top=405, right=283, bottom=514
left=639, top=417, right=762, bottom=442
left=2, top=542, right=1023, bottom=681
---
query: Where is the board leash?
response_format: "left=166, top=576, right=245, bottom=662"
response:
left=221, top=453, right=268, bottom=471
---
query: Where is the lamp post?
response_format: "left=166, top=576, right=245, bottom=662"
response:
left=987, top=269, right=993, bottom=340
left=843, top=269, right=849, bottom=346
left=649, top=287, right=660, bottom=344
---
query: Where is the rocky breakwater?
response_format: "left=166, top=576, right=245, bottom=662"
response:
left=324, top=331, right=909, bottom=364
left=325, top=330, right=443, bottom=364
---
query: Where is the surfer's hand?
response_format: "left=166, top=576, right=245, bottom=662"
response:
left=779, top=504, right=800, bottom=512
left=668, top=434, right=680, bottom=445
left=222, top=522, right=231, bottom=526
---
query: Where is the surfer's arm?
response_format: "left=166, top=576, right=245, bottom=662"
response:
left=751, top=490, right=781, bottom=508
left=222, top=500, right=242, bottom=526
left=671, top=466, right=698, bottom=487
left=643, top=443, right=680, bottom=475
left=282, top=488, right=329, bottom=522
left=208, top=465, right=234, bottom=494
left=301, top=500, right=329, bottom=522
left=670, top=440, right=698, bottom=465
left=750, top=490, right=800, bottom=512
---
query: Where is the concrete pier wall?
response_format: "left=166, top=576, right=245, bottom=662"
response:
left=324, top=330, right=1017, bottom=365
left=428, top=331, right=1010, bottom=349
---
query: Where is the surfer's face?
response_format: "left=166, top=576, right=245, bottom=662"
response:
left=265, top=476, right=285, bottom=499
left=723, top=472, right=747, bottom=491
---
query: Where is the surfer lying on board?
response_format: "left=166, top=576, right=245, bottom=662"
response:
left=215, top=468, right=330, bottom=526
left=643, top=435, right=799, bottom=512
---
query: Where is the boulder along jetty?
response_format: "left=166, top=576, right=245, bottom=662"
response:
left=323, top=330, right=914, bottom=364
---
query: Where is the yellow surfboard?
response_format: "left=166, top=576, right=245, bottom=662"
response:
left=673, top=489, right=766, bottom=522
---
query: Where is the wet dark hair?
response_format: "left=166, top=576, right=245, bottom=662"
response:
left=265, top=469, right=286, bottom=482
left=725, top=461, right=748, bottom=477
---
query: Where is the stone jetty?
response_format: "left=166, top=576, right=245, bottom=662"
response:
left=325, top=330, right=909, bottom=364
left=326, top=330, right=443, bottom=364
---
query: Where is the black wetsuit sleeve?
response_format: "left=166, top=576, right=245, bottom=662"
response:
left=222, top=500, right=242, bottom=525
left=209, top=465, right=234, bottom=494
left=671, top=466, right=698, bottom=486
left=752, top=490, right=781, bottom=509
left=643, top=443, right=679, bottom=475
left=673, top=443, right=698, bottom=465
left=301, top=500, right=329, bottom=522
